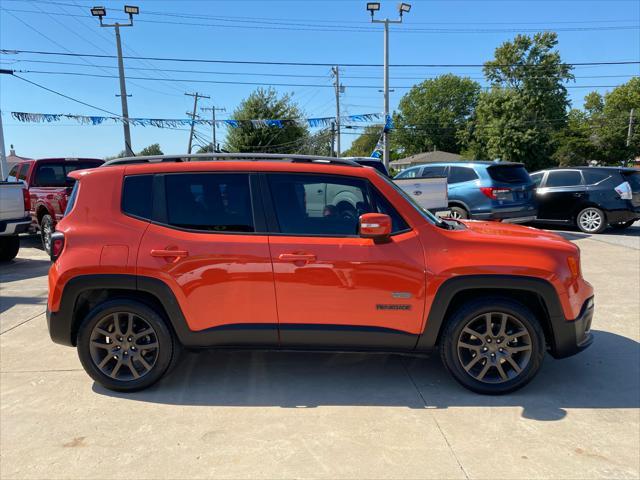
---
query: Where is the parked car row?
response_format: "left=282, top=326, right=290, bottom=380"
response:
left=394, top=162, right=640, bottom=234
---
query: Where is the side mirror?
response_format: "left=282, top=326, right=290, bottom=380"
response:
left=359, top=213, right=391, bottom=242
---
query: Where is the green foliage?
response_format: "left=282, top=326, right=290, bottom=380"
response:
left=470, top=32, right=573, bottom=170
left=393, top=74, right=481, bottom=155
left=300, top=128, right=333, bottom=156
left=552, top=110, right=597, bottom=166
left=342, top=125, right=383, bottom=157
left=224, top=87, right=308, bottom=153
left=138, top=143, right=163, bottom=156
left=197, top=143, right=215, bottom=153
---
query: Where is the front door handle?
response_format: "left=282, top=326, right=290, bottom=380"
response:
left=278, top=253, right=316, bottom=263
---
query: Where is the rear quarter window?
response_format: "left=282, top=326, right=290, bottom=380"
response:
left=122, top=175, right=153, bottom=220
left=487, top=165, right=531, bottom=184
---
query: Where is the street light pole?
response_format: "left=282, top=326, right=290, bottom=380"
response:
left=367, top=2, right=411, bottom=170
left=90, top=5, right=139, bottom=156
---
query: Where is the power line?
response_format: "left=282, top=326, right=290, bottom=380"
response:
left=5, top=68, right=630, bottom=90
left=4, top=49, right=639, bottom=68
left=5, top=59, right=637, bottom=81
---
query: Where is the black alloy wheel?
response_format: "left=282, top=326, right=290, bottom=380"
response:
left=440, top=297, right=545, bottom=395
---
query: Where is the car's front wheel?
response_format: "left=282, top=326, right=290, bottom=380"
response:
left=77, top=299, right=180, bottom=392
left=440, top=297, right=545, bottom=395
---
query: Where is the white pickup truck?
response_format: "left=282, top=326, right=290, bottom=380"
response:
left=0, top=181, right=31, bottom=261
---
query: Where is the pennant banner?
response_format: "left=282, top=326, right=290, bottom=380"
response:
left=10, top=111, right=382, bottom=129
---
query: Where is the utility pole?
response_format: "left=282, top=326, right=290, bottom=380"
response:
left=332, top=66, right=342, bottom=157
left=626, top=108, right=635, bottom=148
left=0, top=109, right=7, bottom=179
left=201, top=105, right=226, bottom=151
left=186, top=92, right=209, bottom=154
left=90, top=5, right=139, bottom=157
left=367, top=2, right=412, bottom=169
left=330, top=121, right=336, bottom=157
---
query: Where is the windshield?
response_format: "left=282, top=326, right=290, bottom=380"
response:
left=376, top=172, right=444, bottom=225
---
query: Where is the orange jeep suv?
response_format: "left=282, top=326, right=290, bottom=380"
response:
left=47, top=154, right=594, bottom=394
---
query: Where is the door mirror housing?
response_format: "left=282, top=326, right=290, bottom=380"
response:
left=359, top=213, right=392, bottom=242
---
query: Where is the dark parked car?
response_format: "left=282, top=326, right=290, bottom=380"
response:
left=344, top=157, right=390, bottom=176
left=529, top=167, right=640, bottom=233
left=395, top=161, right=537, bottom=222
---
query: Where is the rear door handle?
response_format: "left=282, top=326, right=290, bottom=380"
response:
left=572, top=192, right=585, bottom=197
left=278, top=253, right=316, bottom=263
left=150, top=249, right=188, bottom=259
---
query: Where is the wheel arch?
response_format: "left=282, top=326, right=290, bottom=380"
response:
left=416, top=275, right=565, bottom=354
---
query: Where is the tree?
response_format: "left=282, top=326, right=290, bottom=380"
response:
left=197, top=143, right=215, bottom=153
left=470, top=32, right=574, bottom=170
left=224, top=87, right=308, bottom=153
left=300, top=128, right=333, bottom=156
left=138, top=143, right=163, bottom=156
left=342, top=125, right=383, bottom=157
left=552, top=109, right=597, bottom=166
left=393, top=74, right=481, bottom=155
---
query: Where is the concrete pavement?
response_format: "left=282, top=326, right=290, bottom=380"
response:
left=1, top=229, right=639, bottom=479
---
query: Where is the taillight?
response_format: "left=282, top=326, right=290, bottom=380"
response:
left=22, top=187, right=31, bottom=213
left=50, top=232, right=65, bottom=262
left=480, top=187, right=511, bottom=199
left=614, top=181, right=632, bottom=200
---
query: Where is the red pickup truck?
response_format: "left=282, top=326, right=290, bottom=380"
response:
left=7, top=158, right=104, bottom=254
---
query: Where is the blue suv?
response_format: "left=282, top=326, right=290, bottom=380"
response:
left=394, top=161, right=538, bottom=222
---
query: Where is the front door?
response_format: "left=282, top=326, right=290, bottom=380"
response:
left=264, top=173, right=426, bottom=350
left=536, top=169, right=586, bottom=221
left=137, top=172, right=278, bottom=346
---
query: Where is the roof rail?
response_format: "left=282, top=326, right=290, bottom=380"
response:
left=102, top=152, right=361, bottom=167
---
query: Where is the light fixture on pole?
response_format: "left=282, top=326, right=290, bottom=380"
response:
left=366, top=2, right=411, bottom=170
left=90, top=5, right=139, bottom=156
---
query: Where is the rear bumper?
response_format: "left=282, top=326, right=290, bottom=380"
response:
left=606, top=207, right=640, bottom=224
left=0, top=216, right=31, bottom=235
left=549, top=296, right=594, bottom=359
left=471, top=207, right=538, bottom=222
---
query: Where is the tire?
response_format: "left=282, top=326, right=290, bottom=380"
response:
left=0, top=235, right=20, bottom=262
left=449, top=206, right=469, bottom=220
left=40, top=214, right=54, bottom=255
left=440, top=297, right=545, bottom=395
left=610, top=220, right=635, bottom=230
left=77, top=299, right=180, bottom=392
left=576, top=207, right=606, bottom=234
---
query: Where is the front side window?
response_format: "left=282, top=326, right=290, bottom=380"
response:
left=165, top=173, right=254, bottom=232
left=448, top=166, right=478, bottom=184
left=267, top=173, right=406, bottom=236
left=545, top=170, right=583, bottom=188
left=395, top=167, right=419, bottom=179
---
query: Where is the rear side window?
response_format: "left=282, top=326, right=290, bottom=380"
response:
left=545, top=170, right=584, bottom=188
left=34, top=163, right=66, bottom=186
left=448, top=166, right=478, bottom=184
left=165, top=173, right=254, bottom=232
left=122, top=175, right=153, bottom=220
left=421, top=166, right=447, bottom=178
left=487, top=165, right=531, bottom=184
left=530, top=172, right=544, bottom=186
left=582, top=170, right=611, bottom=185
left=65, top=162, right=102, bottom=175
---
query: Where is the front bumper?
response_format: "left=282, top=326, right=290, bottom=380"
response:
left=549, top=296, right=594, bottom=359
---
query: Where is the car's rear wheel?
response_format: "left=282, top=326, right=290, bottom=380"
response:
left=576, top=207, right=606, bottom=234
left=449, top=206, right=469, bottom=220
left=440, top=297, right=545, bottom=395
left=77, top=299, right=179, bottom=392
left=40, top=214, right=54, bottom=255
left=0, top=235, right=20, bottom=262
left=610, top=220, right=635, bottom=230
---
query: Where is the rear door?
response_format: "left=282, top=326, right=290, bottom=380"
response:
left=264, top=173, right=426, bottom=350
left=137, top=172, right=279, bottom=345
left=536, top=169, right=586, bottom=221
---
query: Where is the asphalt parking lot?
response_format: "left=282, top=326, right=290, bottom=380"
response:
left=1, top=225, right=639, bottom=480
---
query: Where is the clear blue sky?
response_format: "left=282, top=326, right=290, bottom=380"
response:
left=1, top=0, right=639, bottom=158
